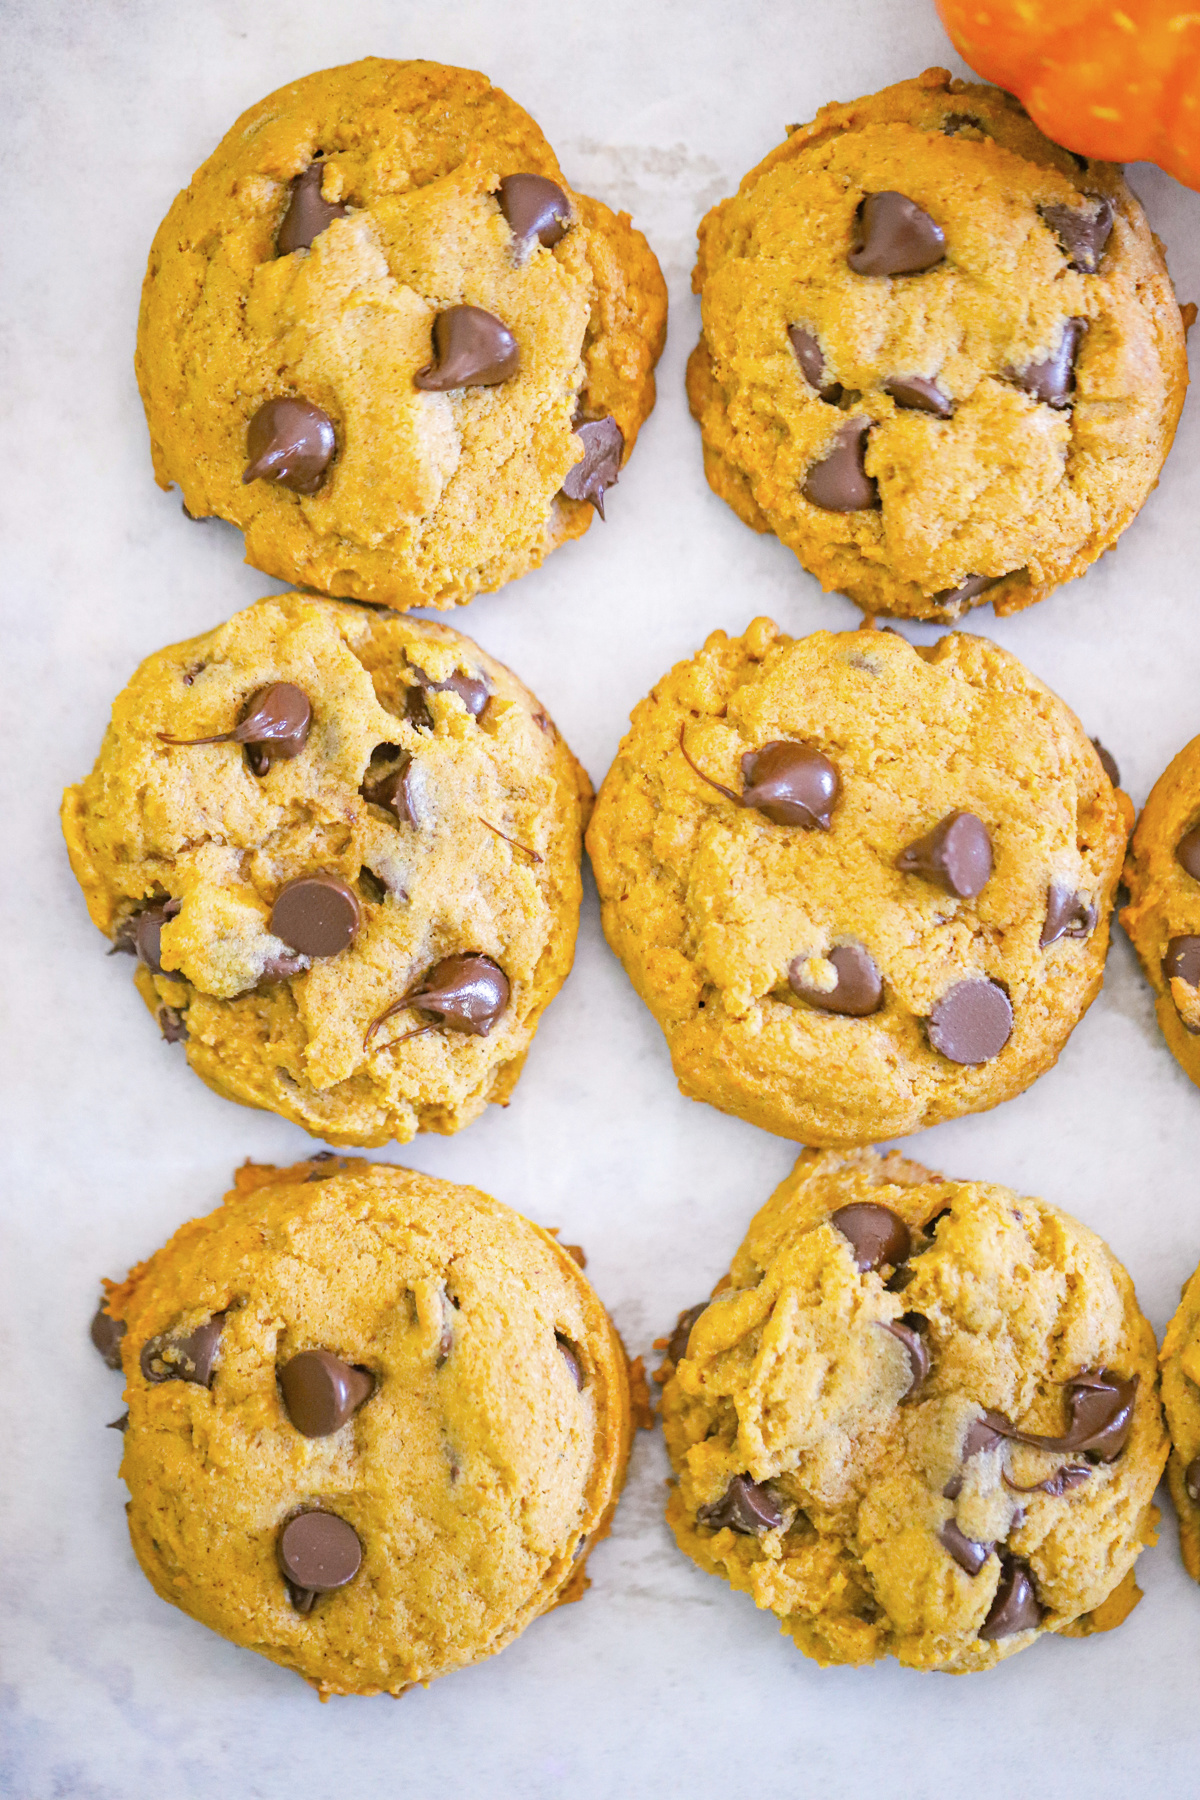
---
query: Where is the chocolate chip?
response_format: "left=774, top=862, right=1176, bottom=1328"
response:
left=741, top=742, right=841, bottom=828
left=927, top=979, right=1013, bottom=1064
left=1005, top=1463, right=1090, bottom=1497
left=802, top=417, right=878, bottom=511
left=157, top=1005, right=188, bottom=1043
left=242, top=398, right=336, bottom=493
left=1177, top=828, right=1200, bottom=881
left=897, top=810, right=993, bottom=899
left=498, top=173, right=571, bottom=253
left=367, top=952, right=510, bottom=1048
left=140, top=1313, right=225, bottom=1386
left=159, top=682, right=312, bottom=773
left=831, top=1203, right=911, bottom=1272
left=979, top=1556, right=1044, bottom=1639
left=562, top=415, right=624, bottom=517
left=1008, top=318, right=1086, bottom=408
left=963, top=1414, right=1008, bottom=1459
left=990, top=1369, right=1137, bottom=1461
left=848, top=192, right=946, bottom=276
left=696, top=1474, right=783, bottom=1536
left=942, top=112, right=983, bottom=135
left=882, top=1315, right=930, bottom=1397
left=414, top=305, right=519, bottom=390
left=1091, top=738, right=1120, bottom=787
left=408, top=664, right=491, bottom=719
left=933, top=573, right=1003, bottom=609
left=278, top=1510, right=362, bottom=1610
left=1040, top=882, right=1097, bottom=947
left=939, top=1519, right=995, bottom=1576
left=134, top=898, right=181, bottom=975
left=362, top=750, right=416, bottom=825
left=277, top=162, right=347, bottom=255
left=667, top=1302, right=707, bottom=1366
left=279, top=1350, right=373, bottom=1438
left=885, top=375, right=953, bottom=418
left=1040, top=197, right=1114, bottom=273
left=270, top=874, right=361, bottom=958
left=1165, top=936, right=1200, bottom=988
left=789, top=943, right=883, bottom=1016
left=556, top=1333, right=585, bottom=1389
left=1186, top=1455, right=1200, bottom=1502
left=107, top=1413, right=129, bottom=1433
left=788, top=325, right=843, bottom=402
left=90, top=1302, right=126, bottom=1370
left=259, top=949, right=309, bottom=982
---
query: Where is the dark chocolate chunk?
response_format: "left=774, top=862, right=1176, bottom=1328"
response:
left=414, top=305, right=519, bottom=390
left=279, top=1350, right=373, bottom=1438
left=831, top=1203, right=911, bottom=1272
left=897, top=810, right=993, bottom=899
left=90, top=1302, right=126, bottom=1370
left=277, top=162, right=347, bottom=255
left=1040, top=197, right=1114, bottom=273
left=882, top=1315, right=931, bottom=1397
left=990, top=1368, right=1137, bottom=1462
left=741, top=742, right=841, bottom=828
left=1165, top=936, right=1200, bottom=988
left=498, top=173, right=571, bottom=254
left=556, top=1333, right=585, bottom=1390
left=1040, top=882, right=1097, bottom=947
left=242, top=398, right=336, bottom=493
left=1186, top=1456, right=1200, bottom=1502
left=803, top=418, right=878, bottom=511
left=367, top=952, right=510, bottom=1047
left=696, top=1474, right=783, bottom=1536
left=1177, top=828, right=1200, bottom=882
left=667, top=1302, right=708, bottom=1367
left=1005, top=1463, right=1090, bottom=1497
left=789, top=943, right=883, bottom=1016
left=979, top=1556, right=1044, bottom=1638
left=278, top=1510, right=362, bottom=1609
left=361, top=750, right=416, bottom=825
left=134, top=899, right=181, bottom=975
left=939, top=1519, right=995, bottom=1576
left=927, top=979, right=1013, bottom=1064
left=562, top=415, right=624, bottom=517
left=788, top=325, right=843, bottom=402
left=1091, top=738, right=1121, bottom=787
left=140, top=1313, right=225, bottom=1386
left=1007, top=318, right=1086, bottom=408
left=270, top=875, right=361, bottom=958
left=848, top=192, right=946, bottom=276
left=159, top=682, right=312, bottom=772
left=885, top=374, right=953, bottom=417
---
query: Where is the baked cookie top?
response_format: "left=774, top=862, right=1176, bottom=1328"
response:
left=586, top=619, right=1126, bottom=1146
left=1121, top=734, right=1200, bottom=1095
left=94, top=1158, right=631, bottom=1697
left=136, top=57, right=666, bottom=608
left=62, top=593, right=591, bottom=1145
left=688, top=68, right=1188, bottom=622
left=1159, top=1259, right=1200, bottom=1583
left=658, top=1148, right=1165, bottom=1673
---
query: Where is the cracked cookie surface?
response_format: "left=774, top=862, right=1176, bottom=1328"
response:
left=136, top=56, right=666, bottom=608
left=586, top=618, right=1125, bottom=1145
left=658, top=1147, right=1164, bottom=1673
left=62, top=593, right=591, bottom=1145
left=1121, top=734, right=1200, bottom=1095
left=688, top=67, right=1187, bottom=622
left=98, top=1157, right=631, bottom=1697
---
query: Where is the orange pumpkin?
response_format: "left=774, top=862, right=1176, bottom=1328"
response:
left=936, top=0, right=1200, bottom=189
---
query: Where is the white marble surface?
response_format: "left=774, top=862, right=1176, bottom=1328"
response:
left=4, top=1, right=1200, bottom=1793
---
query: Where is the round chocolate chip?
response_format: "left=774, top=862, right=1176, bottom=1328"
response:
left=367, top=953, right=510, bottom=1048
left=789, top=943, right=883, bottom=1016
left=667, top=1302, right=707, bottom=1366
left=831, top=1203, right=911, bottom=1272
left=1177, top=828, right=1200, bottom=882
left=270, top=875, right=361, bottom=959
left=927, top=979, right=1013, bottom=1064
left=885, top=374, right=953, bottom=417
left=498, top=173, right=571, bottom=253
left=979, top=1556, right=1044, bottom=1639
left=160, top=683, right=312, bottom=773
left=279, top=1350, right=373, bottom=1438
left=361, top=750, right=416, bottom=825
left=1007, top=318, right=1086, bottom=408
left=939, top=1519, right=995, bottom=1576
left=140, top=1314, right=225, bottom=1387
left=562, top=414, right=623, bottom=517
left=740, top=742, right=841, bottom=829
left=932, top=573, right=1004, bottom=610
left=1040, top=882, right=1097, bottom=947
left=897, top=810, right=993, bottom=899
left=278, top=1511, right=362, bottom=1602
left=1186, top=1455, right=1200, bottom=1503
left=1039, top=198, right=1114, bottom=274
left=803, top=417, right=878, bottom=511
left=696, top=1474, right=783, bottom=1536
left=408, top=664, right=491, bottom=718
left=414, top=306, right=519, bottom=390
left=882, top=1315, right=931, bottom=1397
left=788, top=325, right=843, bottom=402
left=90, top=1301, right=126, bottom=1370
left=1165, top=936, right=1200, bottom=988
left=848, top=191, right=946, bottom=276
left=276, top=162, right=347, bottom=256
left=242, top=398, right=336, bottom=494
left=133, top=899, right=181, bottom=974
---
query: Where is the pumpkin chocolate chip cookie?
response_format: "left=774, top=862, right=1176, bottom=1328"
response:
left=586, top=619, right=1126, bottom=1146
left=90, top=1157, right=632, bottom=1697
left=1120, top=734, right=1200, bottom=1096
left=658, top=1147, right=1165, bottom=1672
left=62, top=593, right=591, bottom=1145
left=136, top=56, right=666, bottom=609
left=688, top=67, right=1188, bottom=622
left=1159, top=1257, right=1200, bottom=1581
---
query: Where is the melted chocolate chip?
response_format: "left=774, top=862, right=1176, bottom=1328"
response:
left=885, top=375, right=953, bottom=418
left=134, top=899, right=182, bottom=975
left=1008, top=318, right=1086, bottom=408
left=741, top=742, right=841, bottom=828
left=278, top=1510, right=362, bottom=1609
left=848, top=191, right=946, bottom=276
left=897, top=810, right=993, bottom=899
left=1040, top=197, right=1114, bottom=273
left=802, top=418, right=878, bottom=511
left=788, top=326, right=843, bottom=402
left=882, top=1315, right=930, bottom=1397
left=556, top=1333, right=585, bottom=1390
left=667, top=1303, right=707, bottom=1366
left=243, top=398, right=336, bottom=493
left=277, top=162, right=347, bottom=255
left=279, top=1351, right=373, bottom=1438
left=498, top=173, right=571, bottom=254
left=361, top=750, right=416, bottom=825
left=562, top=415, right=624, bottom=517
left=1177, top=828, right=1200, bottom=882
left=927, top=979, right=1013, bottom=1064
left=159, top=682, right=312, bottom=772
left=270, top=875, right=361, bottom=959
left=140, top=1314, right=225, bottom=1386
left=696, top=1474, right=783, bottom=1536
left=992, top=1369, right=1137, bottom=1462
left=939, top=1519, right=994, bottom=1576
left=979, top=1556, right=1044, bottom=1639
left=1040, top=882, right=1097, bottom=947
left=963, top=1414, right=1008, bottom=1459
left=831, top=1203, right=911, bottom=1272
left=933, top=573, right=1004, bottom=610
left=789, top=943, right=883, bottom=1016
left=1091, top=738, right=1120, bottom=787
left=1005, top=1463, right=1090, bottom=1497
left=414, top=306, right=519, bottom=390
left=158, top=1005, right=188, bottom=1043
left=408, top=664, right=491, bottom=719
left=1186, top=1456, right=1200, bottom=1502
left=367, top=952, right=510, bottom=1047
left=90, top=1302, right=126, bottom=1370
left=1164, top=936, right=1200, bottom=988
left=259, top=949, right=309, bottom=983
